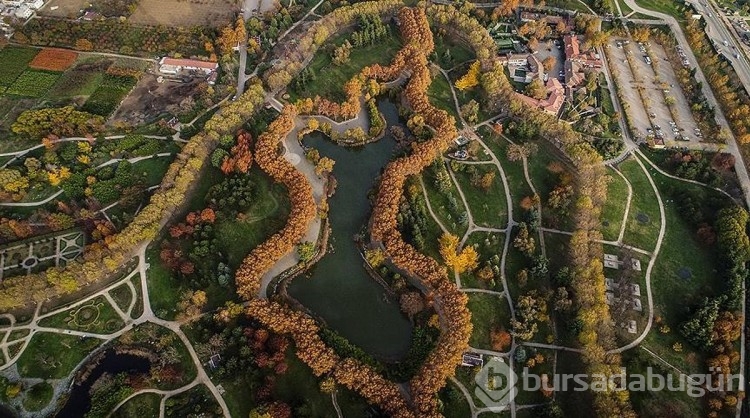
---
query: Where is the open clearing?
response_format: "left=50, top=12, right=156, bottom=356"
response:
left=128, top=0, right=239, bottom=27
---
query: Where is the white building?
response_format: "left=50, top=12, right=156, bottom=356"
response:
left=159, top=57, right=219, bottom=75
left=14, top=4, right=31, bottom=18
left=26, top=0, right=43, bottom=9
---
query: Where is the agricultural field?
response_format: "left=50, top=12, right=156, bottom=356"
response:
left=128, top=0, right=239, bottom=27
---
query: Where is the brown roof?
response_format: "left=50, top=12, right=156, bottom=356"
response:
left=160, top=57, right=218, bottom=70
left=564, top=34, right=580, bottom=59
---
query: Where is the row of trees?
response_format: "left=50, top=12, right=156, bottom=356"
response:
left=234, top=106, right=316, bottom=298
left=0, top=84, right=267, bottom=310
left=685, top=16, right=750, bottom=144
left=427, top=4, right=635, bottom=416
left=263, top=0, right=403, bottom=91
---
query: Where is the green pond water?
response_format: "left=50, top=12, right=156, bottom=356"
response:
left=288, top=101, right=413, bottom=360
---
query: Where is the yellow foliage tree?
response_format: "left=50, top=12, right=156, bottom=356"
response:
left=455, top=61, right=481, bottom=91
left=438, top=232, right=479, bottom=274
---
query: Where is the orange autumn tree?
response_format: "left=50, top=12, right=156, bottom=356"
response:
left=221, top=130, right=254, bottom=174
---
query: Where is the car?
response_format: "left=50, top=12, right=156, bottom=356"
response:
left=647, top=128, right=653, bottom=134
left=654, top=124, right=661, bottom=130
left=725, top=40, right=729, bottom=46
left=663, top=89, right=670, bottom=93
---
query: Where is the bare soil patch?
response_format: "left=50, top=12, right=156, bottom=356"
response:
left=128, top=0, right=239, bottom=27
left=110, top=74, right=204, bottom=125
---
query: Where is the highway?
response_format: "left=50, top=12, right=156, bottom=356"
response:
left=688, top=0, right=750, bottom=78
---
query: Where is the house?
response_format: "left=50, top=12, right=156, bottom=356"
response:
left=501, top=53, right=530, bottom=67
left=14, top=3, right=31, bottom=18
left=454, top=136, right=470, bottom=147
left=461, top=353, right=484, bottom=367
left=515, top=78, right=565, bottom=115
left=25, top=0, right=43, bottom=9
left=564, top=34, right=602, bottom=69
left=158, top=57, right=219, bottom=75
left=1, top=0, right=23, bottom=7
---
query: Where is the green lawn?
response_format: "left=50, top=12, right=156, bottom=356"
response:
left=112, top=392, right=161, bottom=417
left=409, top=176, right=444, bottom=260
left=215, top=168, right=290, bottom=269
left=22, top=382, right=53, bottom=412
left=466, top=292, right=512, bottom=349
left=451, top=163, right=508, bottom=228
left=289, top=28, right=403, bottom=102
left=421, top=162, right=469, bottom=237
left=145, top=245, right=181, bottom=320
left=440, top=380, right=472, bottom=418
left=623, top=348, right=703, bottom=417
left=478, top=127, right=535, bottom=217
left=37, top=295, right=125, bottom=334
left=523, top=141, right=561, bottom=207
left=461, top=231, right=505, bottom=290
left=433, top=35, right=475, bottom=69
left=619, top=158, right=661, bottom=252
left=0, top=47, right=38, bottom=87
left=164, top=384, right=220, bottom=416
left=642, top=169, right=729, bottom=374
left=110, top=282, right=134, bottom=313
left=131, top=155, right=177, bottom=187
left=634, top=0, right=689, bottom=20
left=16, top=332, right=101, bottom=379
left=601, top=166, right=630, bottom=241
left=427, top=71, right=460, bottom=123
left=273, top=350, right=340, bottom=416
left=6, top=70, right=60, bottom=97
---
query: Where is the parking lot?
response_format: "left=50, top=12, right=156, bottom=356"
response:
left=606, top=39, right=651, bottom=140
left=648, top=42, right=701, bottom=143
left=605, top=38, right=704, bottom=147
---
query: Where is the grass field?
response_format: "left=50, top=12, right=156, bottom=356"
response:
left=215, top=167, right=290, bottom=269
left=634, top=0, right=688, bottom=20
left=16, top=332, right=101, bottom=379
left=112, top=392, right=161, bottom=417
left=110, top=282, right=133, bottom=313
left=0, top=47, right=38, bottom=87
left=37, top=295, right=125, bottom=333
left=478, top=127, right=535, bottom=216
left=6, top=70, right=60, bottom=97
left=619, top=158, right=661, bottom=252
left=451, top=163, right=508, bottom=228
left=421, top=162, right=469, bottom=237
left=433, top=35, right=475, bottom=69
left=145, top=246, right=181, bottom=320
left=461, top=231, right=505, bottom=290
left=601, top=166, right=630, bottom=241
left=466, top=292, right=512, bottom=349
left=131, top=156, right=177, bottom=187
left=289, top=29, right=402, bottom=102
left=427, top=71, right=461, bottom=123
left=22, top=382, right=53, bottom=412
